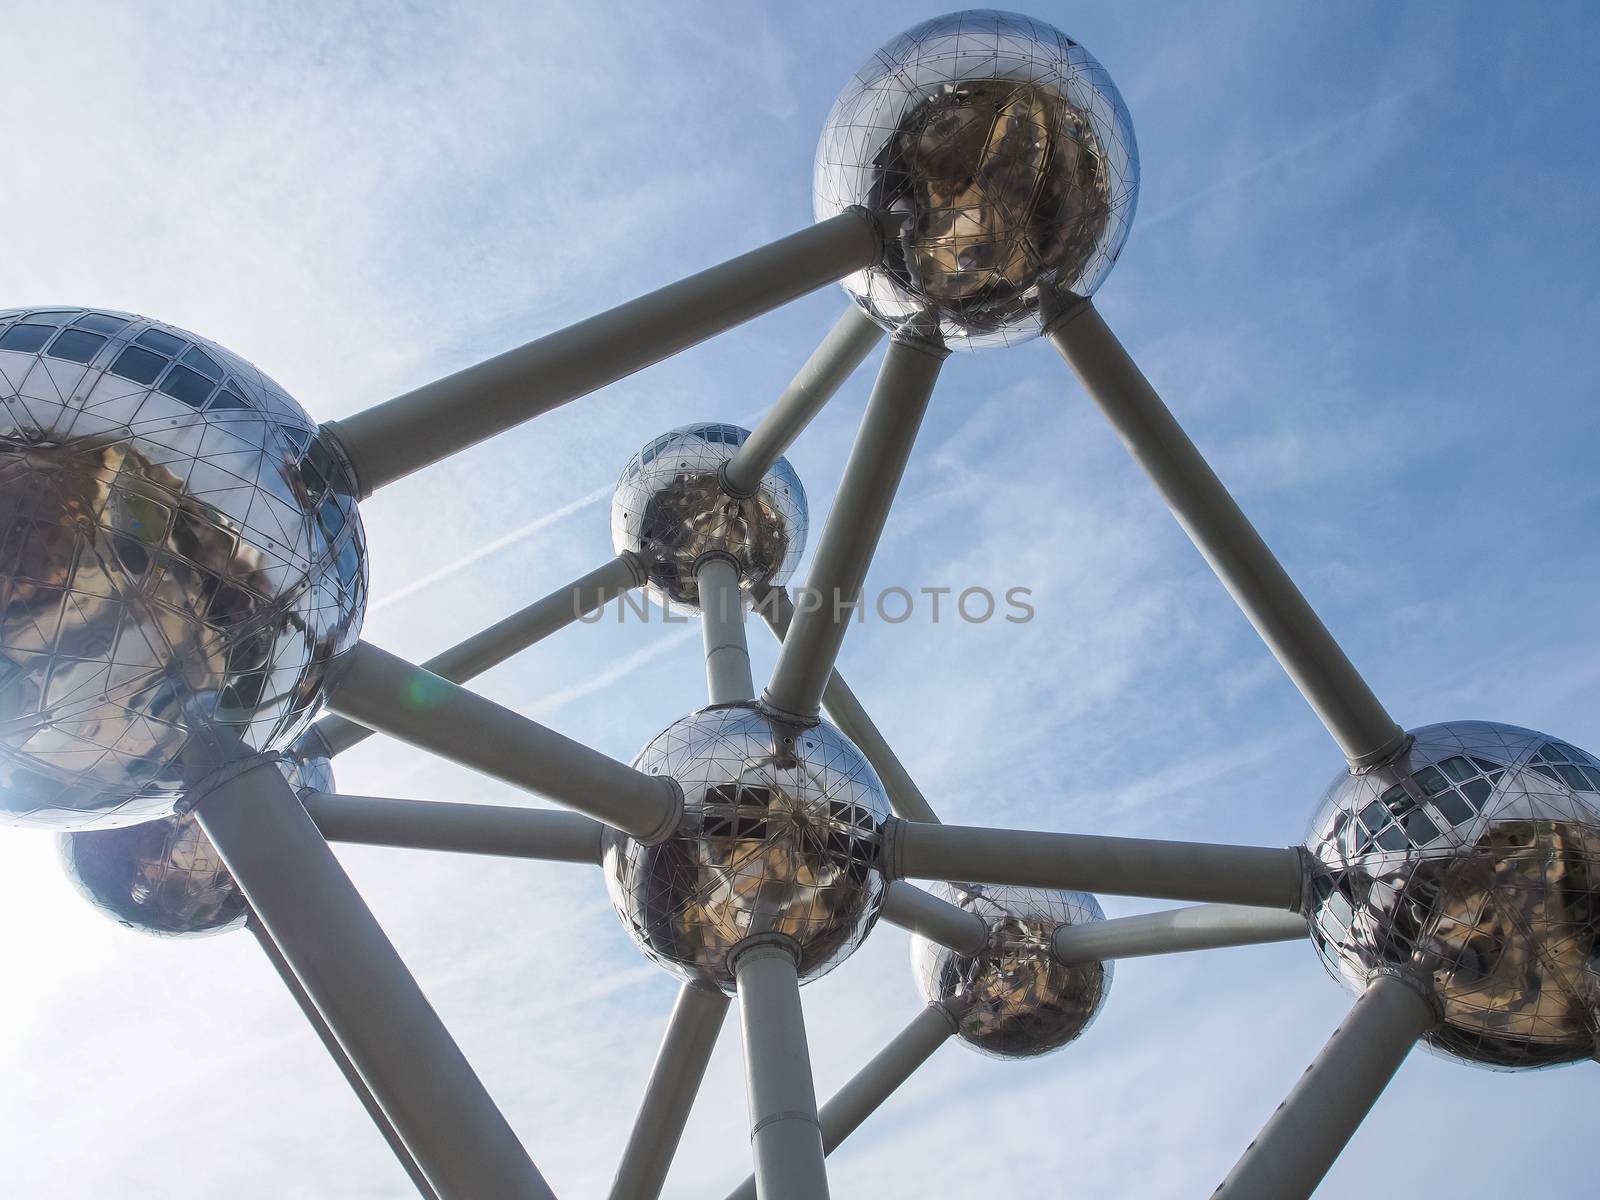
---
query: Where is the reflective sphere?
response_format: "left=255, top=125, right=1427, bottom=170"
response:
left=1306, top=721, right=1600, bottom=1070
left=815, top=10, right=1138, bottom=351
left=603, top=702, right=889, bottom=992
left=0, top=307, right=367, bottom=829
left=911, top=882, right=1110, bottom=1059
left=57, top=745, right=334, bottom=937
left=610, top=423, right=806, bottom=611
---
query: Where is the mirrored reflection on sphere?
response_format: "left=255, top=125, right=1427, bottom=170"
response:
left=1306, top=721, right=1600, bottom=1070
left=815, top=9, right=1138, bottom=351
left=610, top=423, right=806, bottom=612
left=603, top=702, right=889, bottom=992
left=910, top=881, right=1110, bottom=1058
left=0, top=307, right=367, bottom=830
left=56, top=748, right=334, bottom=937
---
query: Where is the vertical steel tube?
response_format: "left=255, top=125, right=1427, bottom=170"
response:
left=310, top=553, right=644, bottom=757
left=733, top=938, right=831, bottom=1200
left=755, top=586, right=939, bottom=823
left=248, top=920, right=439, bottom=1200
left=193, top=758, right=553, bottom=1200
left=1046, top=301, right=1405, bottom=768
left=1051, top=903, right=1307, bottom=964
left=1214, top=973, right=1434, bottom=1200
left=698, top=555, right=755, bottom=705
left=607, top=983, right=731, bottom=1200
left=328, top=640, right=680, bottom=841
left=764, top=339, right=944, bottom=720
left=328, top=210, right=888, bottom=495
left=722, top=306, right=885, bottom=496
left=891, top=820, right=1306, bottom=911
left=724, top=1003, right=958, bottom=1200
left=878, top=880, right=990, bottom=955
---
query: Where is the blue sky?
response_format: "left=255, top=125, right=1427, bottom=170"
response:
left=2, top=1, right=1598, bottom=1196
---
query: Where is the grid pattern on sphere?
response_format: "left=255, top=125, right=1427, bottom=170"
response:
left=0, top=307, right=367, bottom=830
left=603, top=703, right=889, bottom=993
left=1307, top=721, right=1600, bottom=1069
left=54, top=750, right=337, bottom=937
left=910, top=881, right=1110, bottom=1059
left=57, top=806, right=249, bottom=936
left=610, top=423, right=806, bottom=610
left=814, top=9, right=1139, bottom=351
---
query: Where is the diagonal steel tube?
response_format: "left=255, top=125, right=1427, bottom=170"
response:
left=302, top=791, right=604, bottom=863
left=1046, top=300, right=1406, bottom=768
left=193, top=757, right=553, bottom=1200
left=889, top=820, right=1306, bottom=911
left=248, top=919, right=439, bottom=1200
left=1051, top=903, right=1307, bottom=964
left=878, top=880, right=989, bottom=955
left=607, top=983, right=731, bottom=1200
left=308, top=553, right=646, bottom=758
left=1214, top=973, right=1435, bottom=1200
left=328, top=210, right=890, bottom=495
left=764, top=338, right=944, bottom=721
left=721, top=306, right=885, bottom=496
left=724, top=1002, right=958, bottom=1200
left=327, top=640, right=679, bottom=841
left=698, top=555, right=755, bottom=704
left=755, top=585, right=937, bottom=823
left=733, top=938, right=831, bottom=1200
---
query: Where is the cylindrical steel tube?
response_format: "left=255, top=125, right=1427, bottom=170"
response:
left=194, top=758, right=553, bottom=1200
left=698, top=556, right=755, bottom=705
left=878, top=880, right=989, bottom=955
left=1047, top=302, right=1405, bottom=768
left=1051, top=903, right=1307, bottom=964
left=303, top=792, right=604, bottom=864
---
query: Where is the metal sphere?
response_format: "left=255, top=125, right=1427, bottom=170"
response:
left=610, top=423, right=806, bottom=611
left=815, top=9, right=1139, bottom=351
left=603, top=702, right=890, bottom=992
left=1306, top=721, right=1600, bottom=1070
left=0, top=307, right=367, bottom=830
left=56, top=747, right=334, bottom=937
left=910, top=882, right=1111, bottom=1059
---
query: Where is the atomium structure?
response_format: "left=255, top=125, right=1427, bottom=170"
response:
left=5, top=10, right=1596, bottom=1200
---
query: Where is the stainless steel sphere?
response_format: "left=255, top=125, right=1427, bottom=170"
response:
left=56, top=746, right=334, bottom=937
left=610, top=423, right=806, bottom=611
left=910, top=882, right=1111, bottom=1059
left=0, top=307, right=367, bottom=830
left=603, top=702, right=890, bottom=992
left=815, top=10, right=1139, bottom=351
left=1306, top=721, right=1600, bottom=1070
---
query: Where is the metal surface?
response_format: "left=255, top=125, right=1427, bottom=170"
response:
left=308, top=553, right=644, bottom=757
left=328, top=640, right=679, bottom=842
left=697, top=555, right=756, bottom=705
left=303, top=792, right=604, bottom=864
left=725, top=1002, right=957, bottom=1200
left=815, top=11, right=1137, bottom=351
left=733, top=938, right=831, bottom=1200
left=192, top=754, right=554, bottom=1200
left=603, top=701, right=891, bottom=993
left=1215, top=973, right=1435, bottom=1200
left=56, top=747, right=334, bottom=938
left=892, top=819, right=1306, bottom=910
left=1051, top=903, right=1307, bottom=964
left=878, top=879, right=989, bottom=955
left=721, top=306, right=883, bottom=497
left=1305, top=720, right=1600, bottom=1069
left=612, top=423, right=805, bottom=612
left=1046, top=301, right=1405, bottom=767
left=765, top=339, right=941, bottom=720
left=0, top=306, right=366, bottom=829
left=249, top=920, right=438, bottom=1200
left=329, top=210, right=886, bottom=495
left=608, top=983, right=730, bottom=1200
left=756, top=585, right=939, bottom=823
left=910, top=883, right=1110, bottom=1059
